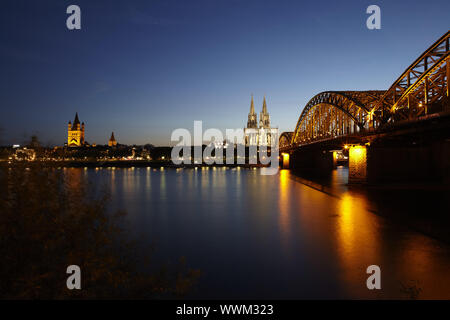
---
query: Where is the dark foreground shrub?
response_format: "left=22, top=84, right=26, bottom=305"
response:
left=0, top=163, right=200, bottom=299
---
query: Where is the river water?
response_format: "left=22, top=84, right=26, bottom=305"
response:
left=72, top=166, right=450, bottom=299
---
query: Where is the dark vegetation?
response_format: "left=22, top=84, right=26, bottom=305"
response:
left=0, top=162, right=200, bottom=299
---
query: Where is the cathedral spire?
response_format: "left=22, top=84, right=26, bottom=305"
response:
left=250, top=94, right=255, bottom=114
left=259, top=96, right=270, bottom=129
left=247, top=94, right=257, bottom=129
left=262, top=96, right=268, bottom=114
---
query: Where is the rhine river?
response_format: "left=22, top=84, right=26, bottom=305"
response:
left=70, top=166, right=450, bottom=299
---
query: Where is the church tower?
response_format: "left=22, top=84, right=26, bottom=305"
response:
left=259, top=96, right=270, bottom=128
left=244, top=95, right=278, bottom=147
left=247, top=94, right=258, bottom=128
left=245, top=95, right=258, bottom=146
left=108, top=132, right=117, bottom=147
left=67, top=112, right=85, bottom=147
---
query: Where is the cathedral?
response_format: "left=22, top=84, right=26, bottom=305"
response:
left=67, top=113, right=85, bottom=147
left=244, top=95, right=278, bottom=147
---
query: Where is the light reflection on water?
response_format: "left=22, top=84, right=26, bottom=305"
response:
left=68, top=167, right=450, bottom=299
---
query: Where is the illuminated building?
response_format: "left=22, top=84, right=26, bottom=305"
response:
left=67, top=113, right=85, bottom=147
left=108, top=132, right=117, bottom=147
left=244, top=95, right=278, bottom=146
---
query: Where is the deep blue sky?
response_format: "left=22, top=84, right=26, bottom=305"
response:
left=0, top=0, right=449, bottom=146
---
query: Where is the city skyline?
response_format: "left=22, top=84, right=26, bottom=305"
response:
left=1, top=0, right=450, bottom=305
left=1, top=0, right=449, bottom=146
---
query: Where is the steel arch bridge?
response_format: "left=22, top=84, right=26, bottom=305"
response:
left=291, top=90, right=385, bottom=145
left=279, top=132, right=293, bottom=148
left=285, top=31, right=450, bottom=148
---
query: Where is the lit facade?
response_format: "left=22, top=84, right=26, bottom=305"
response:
left=108, top=132, right=118, bottom=147
left=244, top=95, right=278, bottom=147
left=67, top=113, right=85, bottom=147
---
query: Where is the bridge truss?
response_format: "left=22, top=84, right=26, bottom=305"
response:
left=279, top=132, right=293, bottom=149
left=292, top=91, right=384, bottom=145
left=287, top=31, right=449, bottom=148
left=375, top=31, right=449, bottom=123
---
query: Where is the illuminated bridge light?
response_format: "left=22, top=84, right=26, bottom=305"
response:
left=281, top=153, right=290, bottom=168
left=348, top=145, right=367, bottom=184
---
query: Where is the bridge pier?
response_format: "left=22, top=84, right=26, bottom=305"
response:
left=290, top=147, right=334, bottom=177
left=347, top=139, right=450, bottom=185
left=348, top=145, right=367, bottom=184
left=366, top=139, right=450, bottom=185
left=280, top=153, right=290, bottom=169
left=285, top=135, right=450, bottom=185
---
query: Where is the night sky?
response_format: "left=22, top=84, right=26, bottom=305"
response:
left=0, top=0, right=449, bottom=146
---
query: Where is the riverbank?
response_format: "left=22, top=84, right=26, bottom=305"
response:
left=0, top=159, right=268, bottom=169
